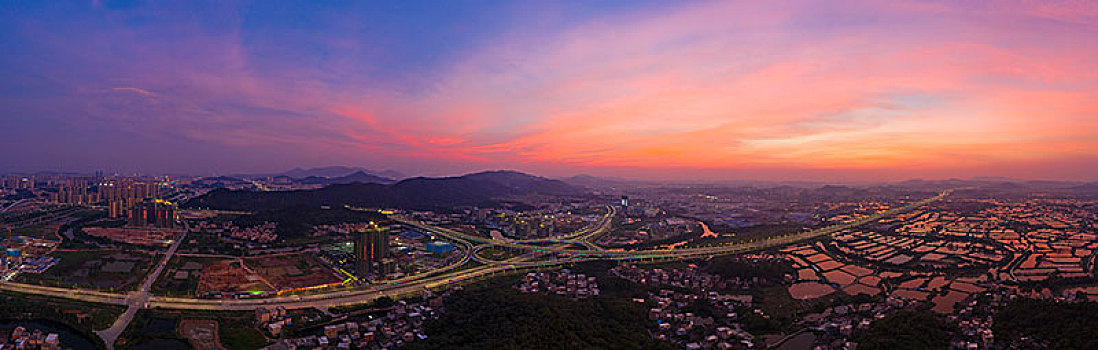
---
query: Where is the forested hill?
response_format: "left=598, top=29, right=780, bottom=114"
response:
left=184, top=170, right=582, bottom=211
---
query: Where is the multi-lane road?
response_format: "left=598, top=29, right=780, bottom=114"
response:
left=93, top=222, right=188, bottom=349
left=0, top=190, right=949, bottom=331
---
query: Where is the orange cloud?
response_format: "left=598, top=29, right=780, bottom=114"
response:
left=212, top=0, right=1098, bottom=180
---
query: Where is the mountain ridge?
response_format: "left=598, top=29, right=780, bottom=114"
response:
left=184, top=170, right=581, bottom=211
left=235, top=166, right=407, bottom=181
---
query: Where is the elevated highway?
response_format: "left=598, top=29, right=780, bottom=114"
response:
left=397, top=190, right=948, bottom=260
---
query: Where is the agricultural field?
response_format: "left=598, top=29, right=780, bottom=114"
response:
left=153, top=256, right=226, bottom=297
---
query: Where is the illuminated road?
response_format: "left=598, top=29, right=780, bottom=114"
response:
left=0, top=198, right=36, bottom=213
left=399, top=205, right=617, bottom=260
left=394, top=191, right=948, bottom=260
left=0, top=190, right=948, bottom=316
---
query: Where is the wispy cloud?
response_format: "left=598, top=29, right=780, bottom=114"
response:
left=109, top=87, right=157, bottom=97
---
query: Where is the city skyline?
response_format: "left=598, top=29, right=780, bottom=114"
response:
left=3, top=1, right=1098, bottom=181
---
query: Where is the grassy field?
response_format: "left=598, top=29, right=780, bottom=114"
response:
left=220, top=324, right=270, bottom=350
left=0, top=290, right=126, bottom=340
left=119, top=309, right=270, bottom=350
left=10, top=224, right=60, bottom=239
left=178, top=232, right=244, bottom=255
left=477, top=247, right=520, bottom=261
left=18, top=249, right=155, bottom=291
left=151, top=256, right=224, bottom=297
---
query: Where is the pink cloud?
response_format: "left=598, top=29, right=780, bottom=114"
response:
left=341, top=0, right=1096, bottom=180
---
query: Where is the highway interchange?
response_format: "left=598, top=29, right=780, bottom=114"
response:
left=0, top=189, right=951, bottom=347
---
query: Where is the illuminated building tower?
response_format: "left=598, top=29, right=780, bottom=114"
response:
left=151, top=200, right=176, bottom=228
left=127, top=199, right=176, bottom=228
left=354, top=227, right=390, bottom=277
left=53, top=178, right=91, bottom=204
left=108, top=200, right=125, bottom=219
left=128, top=201, right=148, bottom=226
left=353, top=232, right=366, bottom=278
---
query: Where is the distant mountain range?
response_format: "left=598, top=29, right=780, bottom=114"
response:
left=293, top=171, right=397, bottom=185
left=184, top=170, right=583, bottom=211
left=275, top=166, right=406, bottom=180
left=230, top=166, right=408, bottom=185
left=560, top=174, right=638, bottom=187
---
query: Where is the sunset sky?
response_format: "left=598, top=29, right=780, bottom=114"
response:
left=2, top=1, right=1097, bottom=181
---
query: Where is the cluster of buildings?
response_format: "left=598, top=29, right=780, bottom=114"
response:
left=1, top=327, right=61, bottom=350
left=0, top=176, right=36, bottom=191
left=621, top=200, right=666, bottom=219
left=0, top=174, right=176, bottom=229
left=645, top=289, right=757, bottom=349
left=516, top=270, right=600, bottom=299
left=194, top=221, right=278, bottom=243
left=318, top=225, right=461, bottom=284
left=312, top=223, right=377, bottom=238
left=611, top=263, right=779, bottom=293
left=409, top=206, right=601, bottom=241
left=803, top=285, right=1044, bottom=349
left=949, top=289, right=1008, bottom=350
left=467, top=207, right=597, bottom=240
left=620, top=187, right=858, bottom=234
left=802, top=295, right=922, bottom=349
left=939, top=285, right=1098, bottom=349
left=99, top=179, right=161, bottom=212
left=256, top=307, right=294, bottom=336
left=598, top=216, right=702, bottom=247
left=622, top=261, right=993, bottom=350
left=273, top=293, right=450, bottom=350
left=353, top=227, right=393, bottom=278
left=483, top=212, right=559, bottom=239
left=49, top=176, right=162, bottom=211
left=226, top=222, right=278, bottom=243
left=0, top=237, right=60, bottom=280
left=606, top=263, right=778, bottom=349
left=121, top=199, right=176, bottom=228
left=50, top=178, right=96, bottom=205
left=12, top=256, right=59, bottom=275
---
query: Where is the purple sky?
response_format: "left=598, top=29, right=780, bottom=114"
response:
left=2, top=1, right=1097, bottom=181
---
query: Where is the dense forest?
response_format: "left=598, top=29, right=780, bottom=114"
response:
left=852, top=310, right=956, bottom=350
left=702, top=256, right=794, bottom=283
left=226, top=205, right=387, bottom=238
left=184, top=171, right=579, bottom=211
left=994, top=298, right=1098, bottom=349
left=406, top=264, right=673, bottom=350
left=406, top=285, right=672, bottom=350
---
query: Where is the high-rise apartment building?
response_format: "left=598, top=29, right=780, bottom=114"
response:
left=128, top=199, right=176, bottom=228
left=353, top=227, right=390, bottom=278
